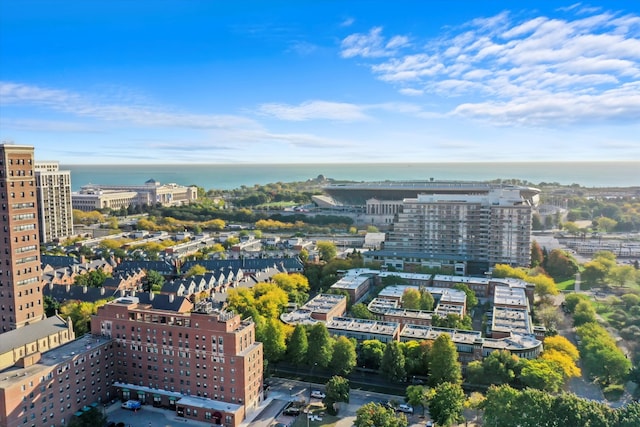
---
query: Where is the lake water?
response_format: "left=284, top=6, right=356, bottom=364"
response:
left=62, top=162, right=640, bottom=191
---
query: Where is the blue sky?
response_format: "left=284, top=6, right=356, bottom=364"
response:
left=1, top=1, right=639, bottom=164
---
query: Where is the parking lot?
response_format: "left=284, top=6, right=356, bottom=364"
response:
left=104, top=401, right=214, bottom=427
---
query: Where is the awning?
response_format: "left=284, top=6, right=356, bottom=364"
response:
left=74, top=411, right=83, bottom=417
left=153, top=394, right=161, bottom=398
left=90, top=402, right=99, bottom=408
left=169, top=397, right=178, bottom=401
left=82, top=406, right=91, bottom=412
left=121, top=388, right=130, bottom=392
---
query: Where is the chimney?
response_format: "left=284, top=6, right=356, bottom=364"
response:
left=100, top=287, right=105, bottom=296
left=149, top=291, right=155, bottom=301
left=169, top=294, right=175, bottom=303
left=83, top=286, right=88, bottom=294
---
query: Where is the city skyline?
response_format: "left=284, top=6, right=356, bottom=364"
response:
left=1, top=1, right=639, bottom=164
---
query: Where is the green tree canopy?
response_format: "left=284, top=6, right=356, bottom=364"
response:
left=453, top=283, right=478, bottom=310
left=350, top=303, right=374, bottom=320
left=325, top=375, right=350, bottom=414
left=354, top=402, right=408, bottom=427
left=573, top=300, right=597, bottom=326
left=286, top=324, right=308, bottom=367
left=428, top=382, right=465, bottom=427
left=358, top=339, right=386, bottom=370
left=260, top=317, right=287, bottom=362
left=307, top=322, right=334, bottom=368
left=428, top=334, right=462, bottom=386
left=519, top=358, right=564, bottom=392
left=380, top=341, right=406, bottom=383
left=145, top=269, right=165, bottom=293
left=330, top=336, right=357, bottom=376
left=185, top=264, right=207, bottom=277
left=406, top=385, right=429, bottom=416
left=317, top=241, right=338, bottom=261
left=402, top=288, right=422, bottom=310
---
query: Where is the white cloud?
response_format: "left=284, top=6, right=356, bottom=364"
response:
left=0, top=81, right=258, bottom=129
left=340, top=27, right=409, bottom=58
left=257, top=100, right=369, bottom=121
left=340, top=7, right=640, bottom=126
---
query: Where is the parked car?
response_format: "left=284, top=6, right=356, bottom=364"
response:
left=121, top=400, right=141, bottom=410
left=310, top=390, right=326, bottom=399
left=397, top=404, right=414, bottom=414
left=426, top=421, right=434, bottom=427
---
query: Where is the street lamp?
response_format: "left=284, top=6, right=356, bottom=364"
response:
left=308, top=362, right=318, bottom=402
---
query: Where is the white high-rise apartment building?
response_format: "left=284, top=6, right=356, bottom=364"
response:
left=383, top=188, right=533, bottom=274
left=34, top=161, right=73, bottom=243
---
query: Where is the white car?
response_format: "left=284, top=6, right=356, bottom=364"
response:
left=397, top=404, right=414, bottom=414
left=310, top=390, right=325, bottom=399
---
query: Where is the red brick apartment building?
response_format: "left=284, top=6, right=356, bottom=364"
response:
left=92, top=297, right=263, bottom=427
left=0, top=144, right=45, bottom=331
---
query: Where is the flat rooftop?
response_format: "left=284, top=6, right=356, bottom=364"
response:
left=399, top=324, right=481, bottom=345
left=491, top=306, right=531, bottom=334
left=494, top=286, right=529, bottom=308
left=302, top=293, right=346, bottom=313
left=0, top=335, right=113, bottom=387
left=378, top=285, right=466, bottom=304
left=483, top=333, right=541, bottom=351
left=326, top=317, right=399, bottom=336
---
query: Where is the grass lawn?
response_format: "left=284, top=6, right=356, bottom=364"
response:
left=556, top=279, right=575, bottom=291
left=256, top=201, right=297, bottom=209
left=291, top=404, right=339, bottom=427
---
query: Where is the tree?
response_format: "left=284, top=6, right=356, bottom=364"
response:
left=577, top=321, right=631, bottom=385
left=428, top=382, right=465, bottom=427
left=380, top=341, right=406, bottom=383
left=67, top=407, right=108, bottom=427
left=428, top=334, right=462, bottom=386
left=545, top=249, right=579, bottom=281
left=519, top=359, right=564, bottom=392
left=260, top=317, right=286, bottom=362
left=608, top=265, right=637, bottom=288
left=531, top=240, right=544, bottom=267
left=330, top=336, right=357, bottom=376
left=420, top=289, right=435, bottom=311
left=582, top=260, right=608, bottom=287
left=563, top=293, right=590, bottom=313
left=354, top=402, right=408, bottom=427
left=453, top=283, right=477, bottom=310
left=541, top=349, right=581, bottom=379
left=350, top=303, right=374, bottom=319
left=358, top=340, right=386, bottom=370
left=401, top=340, right=430, bottom=377
left=597, top=216, right=618, bottom=232
left=465, top=392, right=485, bottom=426
left=145, top=270, right=165, bottom=293
left=286, top=324, right=308, bottom=367
left=185, top=264, right=207, bottom=277
left=406, top=385, right=428, bottom=416
left=535, top=303, right=561, bottom=331
left=544, top=335, right=580, bottom=362
left=43, top=295, right=60, bottom=317
left=482, top=384, right=521, bottom=427
left=573, top=300, right=597, bottom=326
left=480, top=350, right=520, bottom=386
left=59, top=299, right=108, bottom=335
left=402, top=288, right=422, bottom=310
left=307, top=323, right=334, bottom=368
left=317, top=241, right=338, bottom=261
left=325, top=375, right=350, bottom=415
left=272, top=272, right=310, bottom=305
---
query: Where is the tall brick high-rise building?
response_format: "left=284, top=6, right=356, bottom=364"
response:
left=0, top=143, right=44, bottom=331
